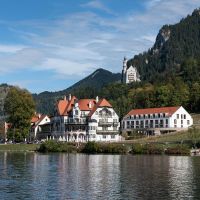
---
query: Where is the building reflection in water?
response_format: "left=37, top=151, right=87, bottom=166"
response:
left=1, top=152, right=200, bottom=199
left=168, top=156, right=194, bottom=199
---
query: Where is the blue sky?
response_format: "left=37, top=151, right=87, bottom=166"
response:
left=0, top=0, right=200, bottom=93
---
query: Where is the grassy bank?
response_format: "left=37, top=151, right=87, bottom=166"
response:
left=131, top=143, right=190, bottom=155
left=0, top=144, right=39, bottom=151
left=1, top=128, right=199, bottom=155
left=38, top=141, right=129, bottom=154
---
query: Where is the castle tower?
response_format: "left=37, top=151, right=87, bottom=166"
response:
left=121, top=57, right=140, bottom=84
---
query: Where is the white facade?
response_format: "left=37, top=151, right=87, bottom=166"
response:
left=122, top=106, right=193, bottom=135
left=122, top=57, right=140, bottom=84
left=88, top=107, right=120, bottom=142
left=51, top=96, right=122, bottom=142
left=30, top=115, right=50, bottom=141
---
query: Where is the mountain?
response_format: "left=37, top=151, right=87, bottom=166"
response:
left=0, top=84, right=11, bottom=117
left=128, top=8, right=200, bottom=83
left=33, top=68, right=121, bottom=114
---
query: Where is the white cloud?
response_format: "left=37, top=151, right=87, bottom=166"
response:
left=81, top=0, right=114, bottom=15
left=1, top=0, right=200, bottom=88
left=0, top=44, right=27, bottom=53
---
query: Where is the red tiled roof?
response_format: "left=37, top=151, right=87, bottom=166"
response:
left=35, top=115, right=46, bottom=126
left=56, top=96, right=77, bottom=115
left=31, top=116, right=39, bottom=123
left=63, top=96, right=77, bottom=115
left=88, top=98, right=113, bottom=117
left=126, top=106, right=180, bottom=117
left=57, top=100, right=69, bottom=115
left=78, top=99, right=96, bottom=111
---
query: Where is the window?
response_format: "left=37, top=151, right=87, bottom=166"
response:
left=111, top=135, right=115, bottom=139
left=93, top=135, right=96, bottom=138
left=127, top=121, right=130, bottom=126
left=187, top=120, right=190, bottom=125
left=181, top=114, right=183, bottom=119
left=102, top=127, right=108, bottom=131
left=75, top=110, right=78, bottom=115
left=184, top=114, right=186, bottom=119
left=174, top=119, right=177, bottom=124
left=166, top=119, right=168, bottom=124
left=103, top=135, right=106, bottom=139
left=181, top=120, right=183, bottom=124
left=95, top=111, right=98, bottom=115
left=113, top=119, right=118, bottom=122
left=177, top=114, right=179, bottom=119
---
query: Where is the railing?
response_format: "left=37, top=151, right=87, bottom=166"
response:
left=96, top=130, right=119, bottom=135
left=98, top=121, right=113, bottom=126
left=65, top=119, right=86, bottom=124
left=113, top=122, right=119, bottom=127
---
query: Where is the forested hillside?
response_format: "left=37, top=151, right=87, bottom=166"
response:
left=33, top=68, right=121, bottom=114
left=0, top=84, right=11, bottom=117
left=128, top=8, right=200, bottom=83
left=101, top=9, right=200, bottom=118
left=1, top=9, right=200, bottom=118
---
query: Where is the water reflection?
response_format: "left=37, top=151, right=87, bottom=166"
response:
left=169, top=156, right=194, bottom=199
left=0, top=153, right=200, bottom=200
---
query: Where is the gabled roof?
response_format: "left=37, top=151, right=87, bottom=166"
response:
left=31, top=116, right=39, bottom=123
left=125, top=106, right=180, bottom=117
left=31, top=115, right=49, bottom=128
left=63, top=96, right=77, bottom=115
left=56, top=96, right=77, bottom=116
left=88, top=98, right=112, bottom=117
left=78, top=99, right=96, bottom=111
left=57, top=100, right=69, bottom=115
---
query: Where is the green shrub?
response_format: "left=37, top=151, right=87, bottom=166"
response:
left=165, top=145, right=190, bottom=155
left=82, top=142, right=128, bottom=154
left=82, top=141, right=101, bottom=153
left=131, top=143, right=164, bottom=154
left=38, top=140, right=77, bottom=153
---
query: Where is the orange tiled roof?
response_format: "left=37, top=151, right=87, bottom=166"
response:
left=31, top=116, right=39, bottom=123
left=63, top=96, right=77, bottom=115
left=88, top=98, right=112, bottom=117
left=57, top=100, right=69, bottom=115
left=126, top=106, right=180, bottom=117
left=78, top=99, right=96, bottom=111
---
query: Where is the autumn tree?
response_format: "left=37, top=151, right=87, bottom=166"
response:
left=4, top=87, right=35, bottom=142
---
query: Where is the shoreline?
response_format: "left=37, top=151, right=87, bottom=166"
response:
left=0, top=141, right=192, bottom=156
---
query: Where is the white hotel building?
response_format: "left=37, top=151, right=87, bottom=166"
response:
left=122, top=106, right=193, bottom=135
left=51, top=95, right=121, bottom=142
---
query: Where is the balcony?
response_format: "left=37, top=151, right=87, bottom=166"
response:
left=113, top=122, right=119, bottom=127
left=98, top=120, right=113, bottom=126
left=96, top=130, right=119, bottom=135
left=66, top=119, right=86, bottom=124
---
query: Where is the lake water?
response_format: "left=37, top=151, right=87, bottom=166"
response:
left=0, top=153, right=200, bottom=200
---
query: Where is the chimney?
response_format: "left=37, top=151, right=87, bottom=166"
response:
left=89, top=101, right=92, bottom=109
left=96, top=96, right=99, bottom=103
left=69, top=94, right=71, bottom=101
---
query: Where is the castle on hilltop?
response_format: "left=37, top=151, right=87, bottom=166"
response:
left=121, top=57, right=140, bottom=84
